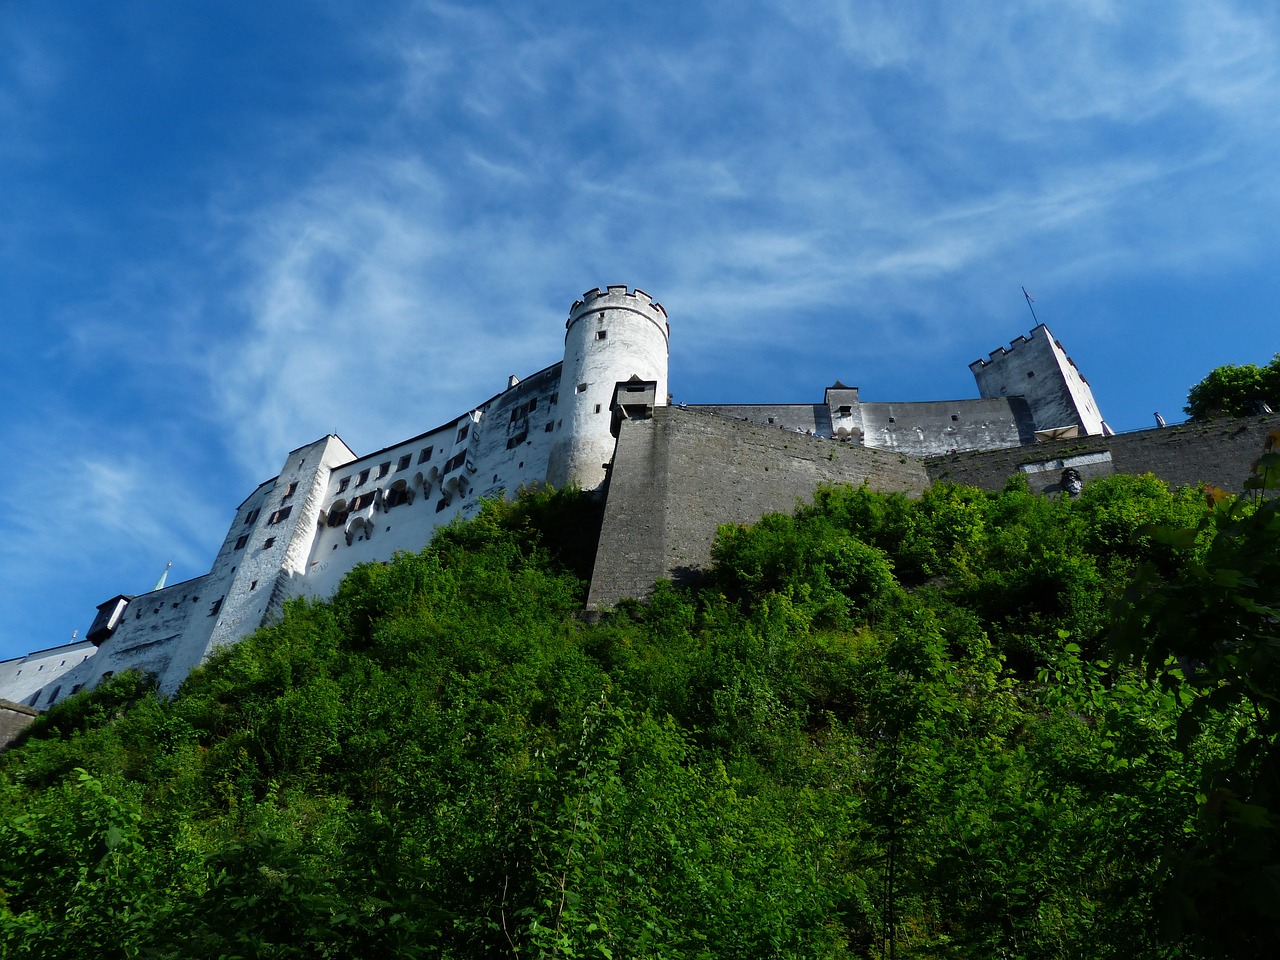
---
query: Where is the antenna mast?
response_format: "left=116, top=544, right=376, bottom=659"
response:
left=1022, top=287, right=1040, bottom=326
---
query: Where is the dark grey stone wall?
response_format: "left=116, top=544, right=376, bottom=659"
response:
left=588, top=407, right=930, bottom=608
left=926, top=414, right=1280, bottom=494
left=0, top=700, right=37, bottom=751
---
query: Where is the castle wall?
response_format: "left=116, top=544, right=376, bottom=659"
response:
left=36, top=578, right=214, bottom=704
left=0, top=640, right=98, bottom=707
left=926, top=414, right=1280, bottom=494
left=857, top=399, right=1036, bottom=454
left=691, top=397, right=1037, bottom=456
left=588, top=406, right=931, bottom=609
left=0, top=700, right=38, bottom=750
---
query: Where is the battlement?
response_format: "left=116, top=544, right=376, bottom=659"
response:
left=969, top=325, right=1089, bottom=380
left=569, top=285, right=668, bottom=325
left=969, top=326, right=1047, bottom=372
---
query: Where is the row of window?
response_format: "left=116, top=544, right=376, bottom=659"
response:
left=235, top=534, right=278, bottom=551
left=241, top=503, right=291, bottom=527
left=335, top=444, right=438, bottom=495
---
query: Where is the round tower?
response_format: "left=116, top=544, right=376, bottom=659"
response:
left=547, top=285, right=669, bottom=490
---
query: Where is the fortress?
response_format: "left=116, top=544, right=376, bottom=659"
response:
left=3, top=284, right=1277, bottom=726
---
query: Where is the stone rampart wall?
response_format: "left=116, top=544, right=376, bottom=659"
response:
left=926, top=414, right=1280, bottom=494
left=588, top=407, right=930, bottom=608
left=0, top=700, right=37, bottom=751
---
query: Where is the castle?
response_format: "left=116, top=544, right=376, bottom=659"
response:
left=3, top=284, right=1276, bottom=723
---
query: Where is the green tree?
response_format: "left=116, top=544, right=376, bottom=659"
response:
left=1184, top=353, right=1280, bottom=420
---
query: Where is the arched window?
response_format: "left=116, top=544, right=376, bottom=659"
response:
left=327, top=499, right=350, bottom=528
left=385, top=479, right=411, bottom=509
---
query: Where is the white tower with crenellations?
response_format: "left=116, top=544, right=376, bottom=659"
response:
left=548, top=286, right=669, bottom=490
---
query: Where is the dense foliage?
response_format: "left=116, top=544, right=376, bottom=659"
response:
left=2, top=470, right=1277, bottom=958
left=1184, top=353, right=1280, bottom=420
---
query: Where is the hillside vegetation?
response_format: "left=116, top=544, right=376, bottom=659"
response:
left=2, top=462, right=1278, bottom=959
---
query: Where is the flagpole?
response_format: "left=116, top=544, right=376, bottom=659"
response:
left=1022, top=286, right=1040, bottom=326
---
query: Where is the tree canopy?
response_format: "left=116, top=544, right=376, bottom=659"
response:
left=1184, top=353, right=1280, bottom=419
left=1, top=473, right=1277, bottom=958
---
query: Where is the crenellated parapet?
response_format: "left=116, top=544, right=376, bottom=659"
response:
left=568, top=286, right=669, bottom=345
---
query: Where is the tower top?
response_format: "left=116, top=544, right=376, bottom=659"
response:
left=568, top=285, right=667, bottom=325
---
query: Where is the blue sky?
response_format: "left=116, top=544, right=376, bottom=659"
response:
left=3, top=1, right=1278, bottom=661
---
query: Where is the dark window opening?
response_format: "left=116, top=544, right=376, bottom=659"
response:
left=951, top=414, right=959, bottom=422
left=507, top=432, right=528, bottom=449
left=838, top=405, right=852, bottom=415
left=350, top=492, right=376, bottom=511
left=397, top=454, right=411, bottom=471
left=549, top=392, right=558, bottom=405
left=377, top=461, right=391, bottom=478
left=418, top=446, right=433, bottom=464
left=596, top=330, right=607, bottom=340
left=268, top=505, right=293, bottom=525
left=234, top=534, right=249, bottom=550
left=436, top=497, right=450, bottom=513
left=209, top=598, right=223, bottom=616
left=545, top=422, right=554, bottom=432
left=456, top=423, right=469, bottom=442
left=576, top=383, right=587, bottom=393
left=264, top=537, right=276, bottom=549
left=442, top=451, right=466, bottom=475
left=509, top=398, right=538, bottom=422
left=282, top=481, right=298, bottom=501
left=594, top=404, right=602, bottom=414
left=357, top=469, right=370, bottom=486
left=385, top=482, right=410, bottom=509
left=249, top=581, right=258, bottom=591
left=1027, top=370, right=1035, bottom=378
left=337, top=476, right=350, bottom=492
left=244, top=508, right=260, bottom=526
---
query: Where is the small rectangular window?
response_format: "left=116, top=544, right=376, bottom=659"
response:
left=576, top=383, right=587, bottom=394
left=436, top=497, right=449, bottom=513
left=951, top=414, right=959, bottom=422
left=507, top=432, right=528, bottom=449
left=545, top=422, right=554, bottom=432
left=594, top=404, right=602, bottom=414
left=397, top=454, right=411, bottom=471
left=264, top=537, right=276, bottom=549
left=549, top=392, right=558, bottom=405
left=244, top=508, right=260, bottom=526
left=209, top=598, right=223, bottom=616
left=282, top=481, right=298, bottom=500
left=337, top=476, right=350, bottom=492
left=418, top=446, right=433, bottom=464
left=234, top=534, right=249, bottom=550
left=377, top=461, right=391, bottom=478
left=268, top=505, right=293, bottom=525
left=457, top=423, right=470, bottom=442
left=357, top=469, right=370, bottom=486
left=596, top=330, right=607, bottom=340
